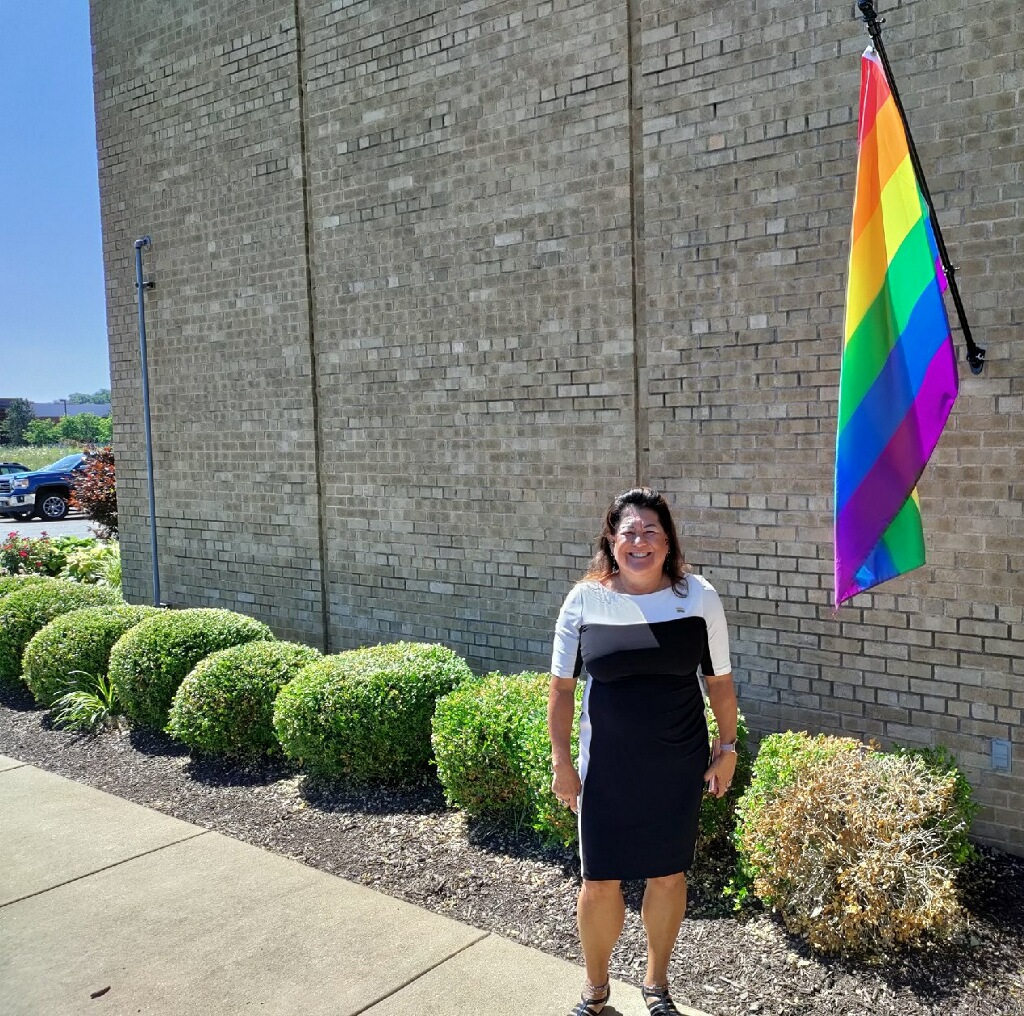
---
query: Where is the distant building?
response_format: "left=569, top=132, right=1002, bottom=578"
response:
left=30, top=402, right=112, bottom=422
left=0, top=399, right=111, bottom=425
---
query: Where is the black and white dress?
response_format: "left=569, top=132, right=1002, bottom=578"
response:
left=550, top=576, right=733, bottom=881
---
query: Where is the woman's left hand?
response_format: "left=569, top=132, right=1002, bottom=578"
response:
left=704, top=738, right=738, bottom=798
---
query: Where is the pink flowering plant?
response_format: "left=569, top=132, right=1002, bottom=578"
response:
left=0, top=532, right=66, bottom=576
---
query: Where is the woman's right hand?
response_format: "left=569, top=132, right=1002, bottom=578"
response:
left=551, top=761, right=582, bottom=813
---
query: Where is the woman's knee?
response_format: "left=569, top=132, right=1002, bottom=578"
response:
left=646, top=871, right=687, bottom=893
left=580, top=878, right=622, bottom=901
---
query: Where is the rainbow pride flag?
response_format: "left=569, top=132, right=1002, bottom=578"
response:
left=834, top=47, right=958, bottom=605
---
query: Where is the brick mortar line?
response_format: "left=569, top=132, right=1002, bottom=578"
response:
left=627, top=0, right=647, bottom=486
left=293, top=0, right=332, bottom=655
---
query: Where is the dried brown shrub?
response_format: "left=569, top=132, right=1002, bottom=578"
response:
left=738, top=746, right=967, bottom=958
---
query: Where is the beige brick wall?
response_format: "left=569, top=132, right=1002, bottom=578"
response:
left=91, top=0, right=1023, bottom=852
left=91, top=0, right=327, bottom=645
left=634, top=0, right=1022, bottom=851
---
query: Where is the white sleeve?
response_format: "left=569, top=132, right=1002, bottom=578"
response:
left=699, top=579, right=733, bottom=677
left=550, top=584, right=585, bottom=679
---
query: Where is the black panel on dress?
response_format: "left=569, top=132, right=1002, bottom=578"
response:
left=577, top=616, right=711, bottom=881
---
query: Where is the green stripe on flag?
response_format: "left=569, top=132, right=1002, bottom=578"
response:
left=880, top=491, right=925, bottom=574
left=839, top=215, right=935, bottom=431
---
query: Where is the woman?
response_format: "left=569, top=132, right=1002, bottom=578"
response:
left=548, top=487, right=738, bottom=1016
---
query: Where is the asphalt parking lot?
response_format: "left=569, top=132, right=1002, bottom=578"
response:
left=0, top=514, right=98, bottom=540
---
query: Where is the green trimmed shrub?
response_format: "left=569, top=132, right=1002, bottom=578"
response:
left=22, top=604, right=162, bottom=707
left=0, top=580, right=121, bottom=688
left=519, top=677, right=582, bottom=847
left=700, top=701, right=752, bottom=850
left=432, top=671, right=549, bottom=829
left=0, top=574, right=54, bottom=600
left=109, top=608, right=275, bottom=729
left=734, top=732, right=974, bottom=956
left=274, top=641, right=472, bottom=783
left=167, top=640, right=322, bottom=761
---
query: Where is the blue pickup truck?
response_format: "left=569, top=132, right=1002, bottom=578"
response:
left=0, top=453, right=86, bottom=522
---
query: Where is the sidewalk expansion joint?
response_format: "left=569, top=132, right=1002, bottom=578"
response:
left=1, top=828, right=211, bottom=909
left=347, top=930, right=491, bottom=1015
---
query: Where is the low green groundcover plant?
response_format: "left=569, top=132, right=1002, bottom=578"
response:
left=274, top=641, right=472, bottom=784
left=0, top=580, right=121, bottom=688
left=733, top=731, right=976, bottom=957
left=60, top=541, right=121, bottom=587
left=109, top=608, right=275, bottom=730
left=22, top=603, right=162, bottom=708
left=167, top=640, right=322, bottom=761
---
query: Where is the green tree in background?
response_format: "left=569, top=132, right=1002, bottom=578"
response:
left=23, top=420, right=59, bottom=446
left=58, top=413, right=105, bottom=444
left=66, top=390, right=111, bottom=405
left=0, top=399, right=34, bottom=443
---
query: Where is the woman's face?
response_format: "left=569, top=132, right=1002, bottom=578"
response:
left=611, top=507, right=669, bottom=583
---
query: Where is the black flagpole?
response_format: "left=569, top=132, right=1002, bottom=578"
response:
left=857, top=0, right=986, bottom=375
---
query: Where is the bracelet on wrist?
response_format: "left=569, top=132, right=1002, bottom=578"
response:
left=718, top=742, right=737, bottom=752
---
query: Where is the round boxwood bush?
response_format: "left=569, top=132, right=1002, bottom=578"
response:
left=0, top=580, right=121, bottom=688
left=432, top=671, right=549, bottom=828
left=0, top=574, right=55, bottom=601
left=108, top=608, right=275, bottom=730
left=22, top=603, right=164, bottom=707
left=274, top=641, right=473, bottom=784
left=167, top=640, right=322, bottom=761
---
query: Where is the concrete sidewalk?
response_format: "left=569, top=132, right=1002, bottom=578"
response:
left=0, top=755, right=714, bottom=1016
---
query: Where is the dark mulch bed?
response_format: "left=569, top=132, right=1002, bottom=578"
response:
left=2, top=685, right=1022, bottom=1016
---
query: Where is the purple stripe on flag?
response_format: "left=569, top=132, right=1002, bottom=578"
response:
left=835, top=344, right=957, bottom=588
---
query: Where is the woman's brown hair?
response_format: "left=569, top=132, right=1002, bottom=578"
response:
left=583, top=486, right=689, bottom=594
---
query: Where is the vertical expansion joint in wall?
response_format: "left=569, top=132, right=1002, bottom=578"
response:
left=626, top=0, right=648, bottom=486
left=293, top=0, right=331, bottom=654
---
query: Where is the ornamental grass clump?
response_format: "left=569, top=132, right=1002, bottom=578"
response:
left=167, top=640, right=322, bottom=761
left=735, top=732, right=974, bottom=958
left=274, top=641, right=473, bottom=784
left=0, top=579, right=121, bottom=688
left=432, top=671, right=550, bottom=830
left=109, top=608, right=275, bottom=730
left=23, top=603, right=162, bottom=707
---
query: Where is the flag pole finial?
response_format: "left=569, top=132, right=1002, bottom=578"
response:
left=856, top=0, right=985, bottom=375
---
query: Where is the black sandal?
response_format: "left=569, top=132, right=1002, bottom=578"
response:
left=642, top=983, right=682, bottom=1015
left=569, top=981, right=610, bottom=1016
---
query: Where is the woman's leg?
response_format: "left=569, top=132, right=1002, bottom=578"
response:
left=577, top=878, right=625, bottom=990
left=641, top=871, right=688, bottom=987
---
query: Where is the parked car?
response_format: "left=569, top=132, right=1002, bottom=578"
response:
left=0, top=453, right=87, bottom=521
left=0, top=462, right=30, bottom=476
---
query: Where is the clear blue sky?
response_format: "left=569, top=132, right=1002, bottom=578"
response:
left=0, top=5, right=109, bottom=403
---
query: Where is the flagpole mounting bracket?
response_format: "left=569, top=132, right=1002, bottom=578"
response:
left=857, top=0, right=985, bottom=376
